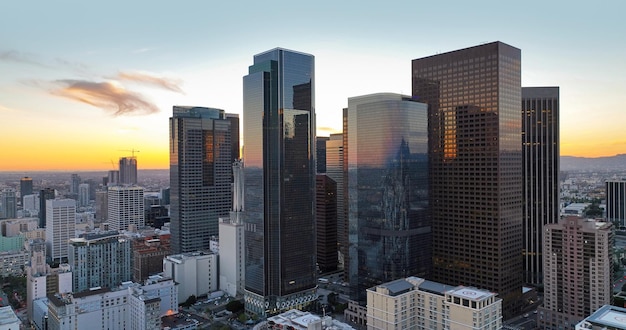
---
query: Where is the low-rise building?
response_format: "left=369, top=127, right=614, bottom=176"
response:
left=367, top=276, right=501, bottom=330
left=265, top=309, right=355, bottom=330
left=0, top=306, right=21, bottom=330
left=575, top=305, right=626, bottom=330
left=163, top=251, right=217, bottom=303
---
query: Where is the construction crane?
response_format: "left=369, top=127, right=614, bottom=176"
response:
left=118, top=149, right=141, bottom=157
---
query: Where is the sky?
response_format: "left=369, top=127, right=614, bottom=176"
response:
left=1, top=1, right=625, bottom=171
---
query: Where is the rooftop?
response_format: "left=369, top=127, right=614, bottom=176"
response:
left=0, top=306, right=19, bottom=325
left=576, top=305, right=626, bottom=329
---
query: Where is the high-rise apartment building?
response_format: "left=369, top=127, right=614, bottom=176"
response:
left=20, top=176, right=33, bottom=206
left=345, top=93, right=430, bottom=302
left=243, top=48, right=317, bottom=316
left=522, top=87, right=560, bottom=285
left=169, top=106, right=235, bottom=253
left=119, top=156, right=138, bottom=185
left=326, top=133, right=346, bottom=271
left=412, top=41, right=523, bottom=318
left=107, top=185, right=145, bottom=231
left=69, top=231, right=132, bottom=292
left=539, top=216, right=613, bottom=328
left=606, top=180, right=626, bottom=228
left=38, top=188, right=55, bottom=228
left=70, top=173, right=81, bottom=195
left=316, top=174, right=337, bottom=273
left=0, top=189, right=17, bottom=219
left=95, top=189, right=108, bottom=223
left=45, top=199, right=76, bottom=263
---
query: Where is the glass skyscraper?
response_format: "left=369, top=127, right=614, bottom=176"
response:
left=345, top=93, right=430, bottom=303
left=412, top=41, right=523, bottom=318
left=522, top=87, right=560, bottom=285
left=242, top=48, right=317, bottom=317
left=169, top=106, right=234, bottom=254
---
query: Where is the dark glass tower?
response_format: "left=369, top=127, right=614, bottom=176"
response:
left=169, top=106, right=234, bottom=253
left=607, top=180, right=626, bottom=228
left=38, top=188, right=55, bottom=228
left=243, top=48, right=317, bottom=317
left=522, top=87, right=560, bottom=285
left=412, top=41, right=523, bottom=318
left=345, top=93, right=430, bottom=303
left=20, top=177, right=33, bottom=206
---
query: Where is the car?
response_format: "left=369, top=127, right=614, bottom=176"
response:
left=524, top=314, right=529, bottom=318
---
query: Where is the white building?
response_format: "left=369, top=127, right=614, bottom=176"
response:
left=22, top=194, right=38, bottom=213
left=367, top=276, right=502, bottom=330
left=576, top=305, right=626, bottom=329
left=219, top=160, right=245, bottom=297
left=163, top=251, right=217, bottom=302
left=0, top=306, right=21, bottom=330
left=107, top=185, right=144, bottom=231
left=45, top=199, right=76, bottom=263
left=266, top=309, right=355, bottom=330
left=46, top=277, right=177, bottom=330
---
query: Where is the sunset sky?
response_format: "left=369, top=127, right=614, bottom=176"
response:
left=1, top=1, right=625, bottom=171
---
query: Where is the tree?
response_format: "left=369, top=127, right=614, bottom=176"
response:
left=225, top=300, right=244, bottom=313
left=181, top=295, right=197, bottom=307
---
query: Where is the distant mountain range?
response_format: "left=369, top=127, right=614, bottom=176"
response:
left=561, top=154, right=626, bottom=172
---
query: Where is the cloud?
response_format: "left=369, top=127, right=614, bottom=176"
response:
left=317, top=126, right=342, bottom=135
left=116, top=71, right=184, bottom=94
left=0, top=104, right=18, bottom=113
left=51, top=80, right=158, bottom=116
left=0, top=50, right=45, bottom=67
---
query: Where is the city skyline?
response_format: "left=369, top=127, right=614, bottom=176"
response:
left=1, top=1, right=625, bottom=171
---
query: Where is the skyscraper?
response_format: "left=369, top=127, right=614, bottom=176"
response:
left=243, top=48, right=317, bottom=316
left=108, top=185, right=145, bottom=231
left=316, top=174, right=337, bottom=273
left=412, top=41, right=523, bottom=318
left=0, top=189, right=17, bottom=219
left=539, top=216, right=613, bottom=328
left=522, top=87, right=560, bottom=285
left=219, top=160, right=245, bottom=297
left=169, top=106, right=235, bottom=253
left=69, top=231, right=132, bottom=292
left=316, top=136, right=329, bottom=173
left=606, top=180, right=626, bottom=228
left=70, top=174, right=81, bottom=195
left=119, top=156, right=138, bottom=185
left=345, top=93, right=430, bottom=302
left=20, top=177, right=33, bottom=206
left=78, top=183, right=90, bottom=207
left=326, top=133, right=346, bottom=271
left=38, top=188, right=55, bottom=228
left=45, top=199, right=76, bottom=263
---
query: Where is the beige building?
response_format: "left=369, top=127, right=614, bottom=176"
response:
left=539, top=216, right=613, bottom=328
left=163, top=251, right=217, bottom=302
left=367, top=276, right=501, bottom=330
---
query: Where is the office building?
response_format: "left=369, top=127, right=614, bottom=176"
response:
left=20, top=176, right=33, bottom=206
left=95, top=190, right=108, bottom=223
left=163, top=251, right=217, bottom=303
left=22, top=194, right=38, bottom=213
left=345, top=93, right=430, bottom=302
left=78, top=183, right=90, bottom=207
left=317, top=136, right=329, bottom=173
left=522, top=86, right=560, bottom=285
left=367, top=276, right=502, bottom=330
left=108, top=170, right=120, bottom=186
left=243, top=48, right=317, bottom=316
left=107, top=185, right=144, bottom=231
left=539, top=216, right=613, bottom=328
left=219, top=160, right=245, bottom=297
left=45, top=199, right=76, bottom=263
left=70, top=173, right=81, bottom=195
left=169, top=106, right=235, bottom=253
left=69, top=231, right=132, bottom=292
left=326, top=133, right=346, bottom=271
left=119, top=156, right=138, bottom=185
left=38, top=188, right=55, bottom=228
left=46, top=277, right=177, bottom=330
left=412, top=41, right=523, bottom=318
left=575, top=305, right=626, bottom=330
left=606, top=180, right=626, bottom=228
left=316, top=174, right=337, bottom=273
left=0, top=189, right=17, bottom=219
left=227, top=113, right=241, bottom=161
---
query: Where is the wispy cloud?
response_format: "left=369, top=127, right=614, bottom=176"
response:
left=317, top=126, right=341, bottom=135
left=0, top=50, right=46, bottom=67
left=116, top=71, right=185, bottom=94
left=0, top=104, right=19, bottom=113
left=51, top=80, right=158, bottom=116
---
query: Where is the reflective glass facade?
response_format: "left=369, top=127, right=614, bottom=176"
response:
left=521, top=87, right=560, bottom=285
left=243, top=48, right=317, bottom=316
left=169, top=106, right=234, bottom=253
left=346, top=93, right=430, bottom=303
left=412, top=42, right=523, bottom=318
